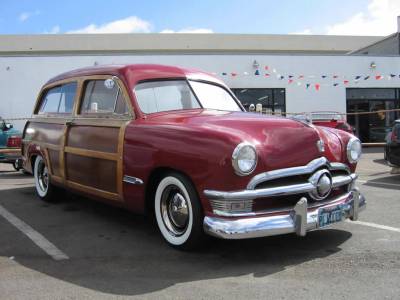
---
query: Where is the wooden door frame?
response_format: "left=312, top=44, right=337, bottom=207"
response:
left=30, top=74, right=134, bottom=202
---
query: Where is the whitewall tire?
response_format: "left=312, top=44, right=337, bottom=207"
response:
left=154, top=172, right=205, bottom=249
left=34, top=156, right=58, bottom=202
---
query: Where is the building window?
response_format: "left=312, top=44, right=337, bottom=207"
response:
left=231, top=88, right=286, bottom=114
left=346, top=88, right=400, bottom=143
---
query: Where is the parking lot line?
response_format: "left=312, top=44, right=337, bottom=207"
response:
left=0, top=204, right=69, bottom=261
left=348, top=220, right=400, bottom=233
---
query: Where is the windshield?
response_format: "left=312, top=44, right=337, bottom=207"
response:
left=188, top=80, right=242, bottom=112
left=134, top=80, right=201, bottom=114
left=134, top=80, right=242, bottom=114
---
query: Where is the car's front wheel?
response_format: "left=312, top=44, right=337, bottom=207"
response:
left=34, top=156, right=59, bottom=202
left=154, top=172, right=205, bottom=250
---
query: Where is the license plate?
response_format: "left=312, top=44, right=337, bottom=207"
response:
left=318, top=205, right=344, bottom=228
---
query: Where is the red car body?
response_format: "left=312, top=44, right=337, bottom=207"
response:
left=23, top=64, right=365, bottom=249
left=310, top=112, right=355, bottom=134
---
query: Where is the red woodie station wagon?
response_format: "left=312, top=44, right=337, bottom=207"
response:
left=21, top=64, right=365, bottom=249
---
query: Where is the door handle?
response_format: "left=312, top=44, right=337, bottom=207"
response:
left=65, top=120, right=74, bottom=126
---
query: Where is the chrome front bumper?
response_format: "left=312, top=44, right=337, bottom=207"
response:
left=203, top=189, right=366, bottom=239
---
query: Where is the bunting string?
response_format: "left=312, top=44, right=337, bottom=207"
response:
left=214, top=64, right=400, bottom=91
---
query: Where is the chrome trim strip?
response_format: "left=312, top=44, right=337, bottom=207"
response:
left=203, top=190, right=366, bottom=239
left=206, top=190, right=355, bottom=217
left=123, top=175, right=143, bottom=185
left=330, top=162, right=351, bottom=173
left=204, top=173, right=355, bottom=202
left=332, top=173, right=357, bottom=188
left=247, top=157, right=349, bottom=190
left=204, top=182, right=314, bottom=201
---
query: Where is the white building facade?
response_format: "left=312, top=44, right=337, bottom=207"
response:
left=1, top=33, right=399, bottom=142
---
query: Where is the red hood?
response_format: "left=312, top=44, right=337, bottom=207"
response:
left=144, top=109, right=324, bottom=170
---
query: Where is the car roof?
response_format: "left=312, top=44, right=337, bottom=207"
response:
left=45, top=64, right=225, bottom=87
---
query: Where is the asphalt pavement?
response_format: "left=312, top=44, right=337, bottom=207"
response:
left=0, top=148, right=399, bottom=300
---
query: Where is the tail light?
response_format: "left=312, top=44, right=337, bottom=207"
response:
left=6, top=135, right=22, bottom=148
left=391, top=130, right=398, bottom=142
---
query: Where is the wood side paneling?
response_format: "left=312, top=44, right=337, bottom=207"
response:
left=65, top=153, right=117, bottom=193
left=29, top=122, right=64, bottom=145
left=67, top=126, right=119, bottom=153
left=48, top=149, right=61, bottom=176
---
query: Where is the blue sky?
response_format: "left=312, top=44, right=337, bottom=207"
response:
left=0, top=0, right=399, bottom=35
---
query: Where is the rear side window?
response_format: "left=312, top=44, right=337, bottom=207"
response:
left=134, top=80, right=200, bottom=114
left=38, top=82, right=77, bottom=115
left=80, top=79, right=129, bottom=116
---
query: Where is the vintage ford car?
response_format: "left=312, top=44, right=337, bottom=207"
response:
left=22, top=64, right=365, bottom=249
left=0, top=118, right=22, bottom=170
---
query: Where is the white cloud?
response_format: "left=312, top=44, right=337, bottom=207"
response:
left=18, top=10, right=40, bottom=22
left=19, top=12, right=30, bottom=22
left=290, top=28, right=312, bottom=35
left=160, top=27, right=213, bottom=33
left=43, top=25, right=60, bottom=34
left=67, top=16, right=151, bottom=34
left=325, top=0, right=400, bottom=35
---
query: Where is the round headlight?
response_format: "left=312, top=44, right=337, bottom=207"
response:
left=232, top=143, right=257, bottom=176
left=346, top=137, right=362, bottom=163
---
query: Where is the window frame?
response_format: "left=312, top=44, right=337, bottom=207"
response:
left=33, top=75, right=134, bottom=120
left=34, top=81, right=78, bottom=117
left=78, top=76, right=132, bottom=119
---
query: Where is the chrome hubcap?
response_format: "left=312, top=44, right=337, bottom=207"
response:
left=37, top=160, right=48, bottom=193
left=161, top=186, right=189, bottom=236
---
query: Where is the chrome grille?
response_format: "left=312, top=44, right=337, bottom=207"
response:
left=204, top=157, right=357, bottom=217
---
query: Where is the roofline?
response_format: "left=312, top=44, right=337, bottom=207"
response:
left=347, top=32, right=399, bottom=55
left=0, top=33, right=383, bottom=56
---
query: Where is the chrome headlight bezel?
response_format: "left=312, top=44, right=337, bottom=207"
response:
left=346, top=137, right=362, bottom=163
left=232, top=142, right=258, bottom=176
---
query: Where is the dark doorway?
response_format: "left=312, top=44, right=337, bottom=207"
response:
left=346, top=88, right=400, bottom=142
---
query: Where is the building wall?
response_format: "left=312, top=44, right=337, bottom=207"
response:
left=1, top=53, right=400, bottom=129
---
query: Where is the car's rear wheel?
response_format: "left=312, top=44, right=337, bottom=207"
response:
left=154, top=172, right=205, bottom=250
left=12, top=160, right=20, bottom=171
left=34, top=156, right=58, bottom=202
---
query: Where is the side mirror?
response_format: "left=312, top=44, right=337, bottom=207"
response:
left=4, top=123, right=13, bottom=130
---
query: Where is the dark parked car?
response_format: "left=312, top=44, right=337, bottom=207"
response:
left=0, top=118, right=22, bottom=170
left=385, top=120, right=400, bottom=167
